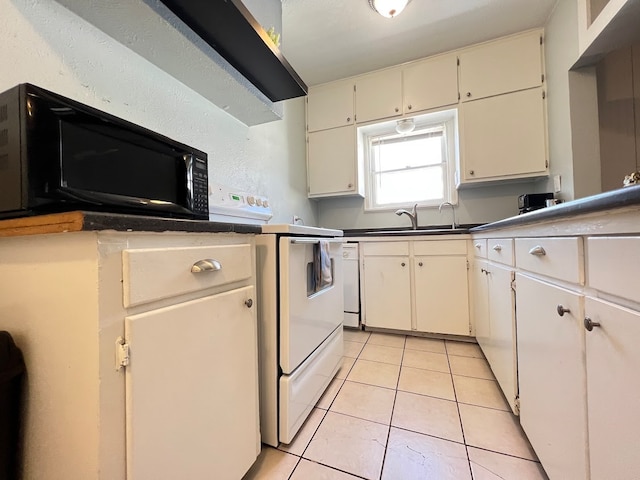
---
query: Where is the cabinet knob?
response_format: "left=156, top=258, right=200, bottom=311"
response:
left=347, top=183, right=353, bottom=188
left=245, top=298, right=253, bottom=308
left=395, top=107, right=399, bottom=112
left=492, top=245, right=502, bottom=251
left=480, top=268, right=489, bottom=274
left=191, top=259, right=222, bottom=273
left=347, top=117, right=351, bottom=122
left=407, top=104, right=412, bottom=110
left=474, top=243, right=482, bottom=249
left=584, top=317, right=601, bottom=331
left=466, top=92, right=471, bottom=97
left=556, top=304, right=570, bottom=317
left=469, top=170, right=475, bottom=175
left=401, top=262, right=406, bottom=267
left=418, top=262, right=423, bottom=267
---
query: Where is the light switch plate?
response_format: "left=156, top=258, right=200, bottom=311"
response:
left=553, top=175, right=562, bottom=193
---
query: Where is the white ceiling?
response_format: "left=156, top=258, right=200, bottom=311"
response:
left=281, top=0, right=558, bottom=87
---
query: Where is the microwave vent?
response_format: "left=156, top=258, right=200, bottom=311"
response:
left=0, top=104, right=6, bottom=123
left=0, top=129, right=7, bottom=148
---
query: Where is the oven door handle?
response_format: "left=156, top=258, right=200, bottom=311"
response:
left=289, top=238, right=344, bottom=244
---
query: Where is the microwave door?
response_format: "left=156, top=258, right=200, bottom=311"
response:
left=56, top=186, right=195, bottom=216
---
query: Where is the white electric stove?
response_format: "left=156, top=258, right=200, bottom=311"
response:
left=209, top=184, right=344, bottom=447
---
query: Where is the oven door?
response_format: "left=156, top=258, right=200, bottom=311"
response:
left=279, top=236, right=344, bottom=374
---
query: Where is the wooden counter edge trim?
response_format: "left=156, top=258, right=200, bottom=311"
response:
left=0, top=212, right=85, bottom=237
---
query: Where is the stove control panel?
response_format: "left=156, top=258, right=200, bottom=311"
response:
left=208, top=183, right=273, bottom=225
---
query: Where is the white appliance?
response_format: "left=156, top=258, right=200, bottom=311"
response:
left=208, top=186, right=344, bottom=447
left=343, top=243, right=361, bottom=328
left=257, top=224, right=344, bottom=446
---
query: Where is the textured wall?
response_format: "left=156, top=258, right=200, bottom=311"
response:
left=0, top=0, right=316, bottom=225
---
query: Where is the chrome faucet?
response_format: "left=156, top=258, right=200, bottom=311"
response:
left=438, top=202, right=457, bottom=229
left=395, top=204, right=418, bottom=230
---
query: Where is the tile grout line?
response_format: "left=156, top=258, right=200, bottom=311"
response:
left=445, top=340, right=476, bottom=480
left=377, top=333, right=406, bottom=480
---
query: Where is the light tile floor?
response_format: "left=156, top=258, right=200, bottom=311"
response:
left=243, top=330, right=549, bottom=480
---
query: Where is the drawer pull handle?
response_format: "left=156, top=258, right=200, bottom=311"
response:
left=245, top=299, right=253, bottom=308
left=557, top=305, right=570, bottom=317
left=584, top=317, right=601, bottom=331
left=474, top=243, right=482, bottom=249
left=529, top=245, right=546, bottom=256
left=492, top=245, right=502, bottom=251
left=191, top=259, right=222, bottom=273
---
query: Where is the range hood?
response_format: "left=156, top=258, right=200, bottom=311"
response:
left=162, top=0, right=307, bottom=103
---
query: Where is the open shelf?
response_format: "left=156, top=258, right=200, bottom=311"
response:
left=161, top=0, right=307, bottom=102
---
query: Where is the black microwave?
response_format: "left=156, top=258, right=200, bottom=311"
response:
left=0, top=83, right=208, bottom=220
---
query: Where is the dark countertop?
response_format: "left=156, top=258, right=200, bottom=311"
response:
left=0, top=211, right=261, bottom=237
left=343, top=224, right=481, bottom=237
left=471, top=184, right=640, bottom=233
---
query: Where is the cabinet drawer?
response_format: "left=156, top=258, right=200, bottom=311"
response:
left=587, top=236, right=640, bottom=304
left=515, top=237, right=584, bottom=284
left=472, top=239, right=487, bottom=258
left=487, top=238, right=514, bottom=266
left=361, top=241, right=409, bottom=256
left=123, top=244, right=252, bottom=308
left=413, top=240, right=467, bottom=256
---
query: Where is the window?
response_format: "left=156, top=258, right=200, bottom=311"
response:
left=359, top=109, right=458, bottom=210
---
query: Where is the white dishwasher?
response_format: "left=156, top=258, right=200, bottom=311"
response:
left=343, top=243, right=361, bottom=328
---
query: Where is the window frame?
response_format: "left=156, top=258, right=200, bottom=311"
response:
left=359, top=108, right=459, bottom=212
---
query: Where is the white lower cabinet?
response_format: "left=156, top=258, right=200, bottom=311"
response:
left=584, top=296, right=640, bottom=480
left=361, top=239, right=470, bottom=336
left=125, top=287, right=258, bottom=480
left=472, top=259, right=490, bottom=349
left=477, top=262, right=517, bottom=412
left=362, top=254, right=412, bottom=330
left=414, top=255, right=469, bottom=335
left=0, top=231, right=259, bottom=480
left=515, top=274, right=589, bottom=480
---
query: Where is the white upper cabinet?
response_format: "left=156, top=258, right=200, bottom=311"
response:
left=460, top=87, right=547, bottom=183
left=459, top=30, right=543, bottom=102
left=307, top=80, right=355, bottom=132
left=307, top=125, right=361, bottom=198
left=355, top=69, right=403, bottom=123
left=403, top=53, right=459, bottom=114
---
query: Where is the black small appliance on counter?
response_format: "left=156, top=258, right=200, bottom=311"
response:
left=0, top=83, right=209, bottom=220
left=518, top=193, right=554, bottom=214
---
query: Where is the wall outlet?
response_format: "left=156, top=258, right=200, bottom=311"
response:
left=553, top=175, right=562, bottom=193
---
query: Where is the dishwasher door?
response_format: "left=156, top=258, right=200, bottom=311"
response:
left=343, top=243, right=360, bottom=327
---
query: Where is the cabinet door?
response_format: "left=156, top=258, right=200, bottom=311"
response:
left=473, top=260, right=490, bottom=354
left=362, top=256, right=411, bottom=330
left=403, top=53, right=459, bottom=114
left=414, top=256, right=470, bottom=336
left=307, top=125, right=360, bottom=197
left=460, top=87, right=547, bottom=182
left=459, top=30, right=542, bottom=101
left=124, top=286, right=259, bottom=480
left=486, top=263, right=517, bottom=413
left=307, top=80, right=354, bottom=132
left=515, top=274, right=588, bottom=480
left=585, top=297, right=640, bottom=480
left=355, top=69, right=403, bottom=123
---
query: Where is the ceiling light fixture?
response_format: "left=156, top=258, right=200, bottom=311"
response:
left=395, top=118, right=415, bottom=134
left=368, top=0, right=411, bottom=18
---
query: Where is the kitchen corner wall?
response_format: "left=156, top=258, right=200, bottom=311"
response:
left=0, top=0, right=316, bottom=226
